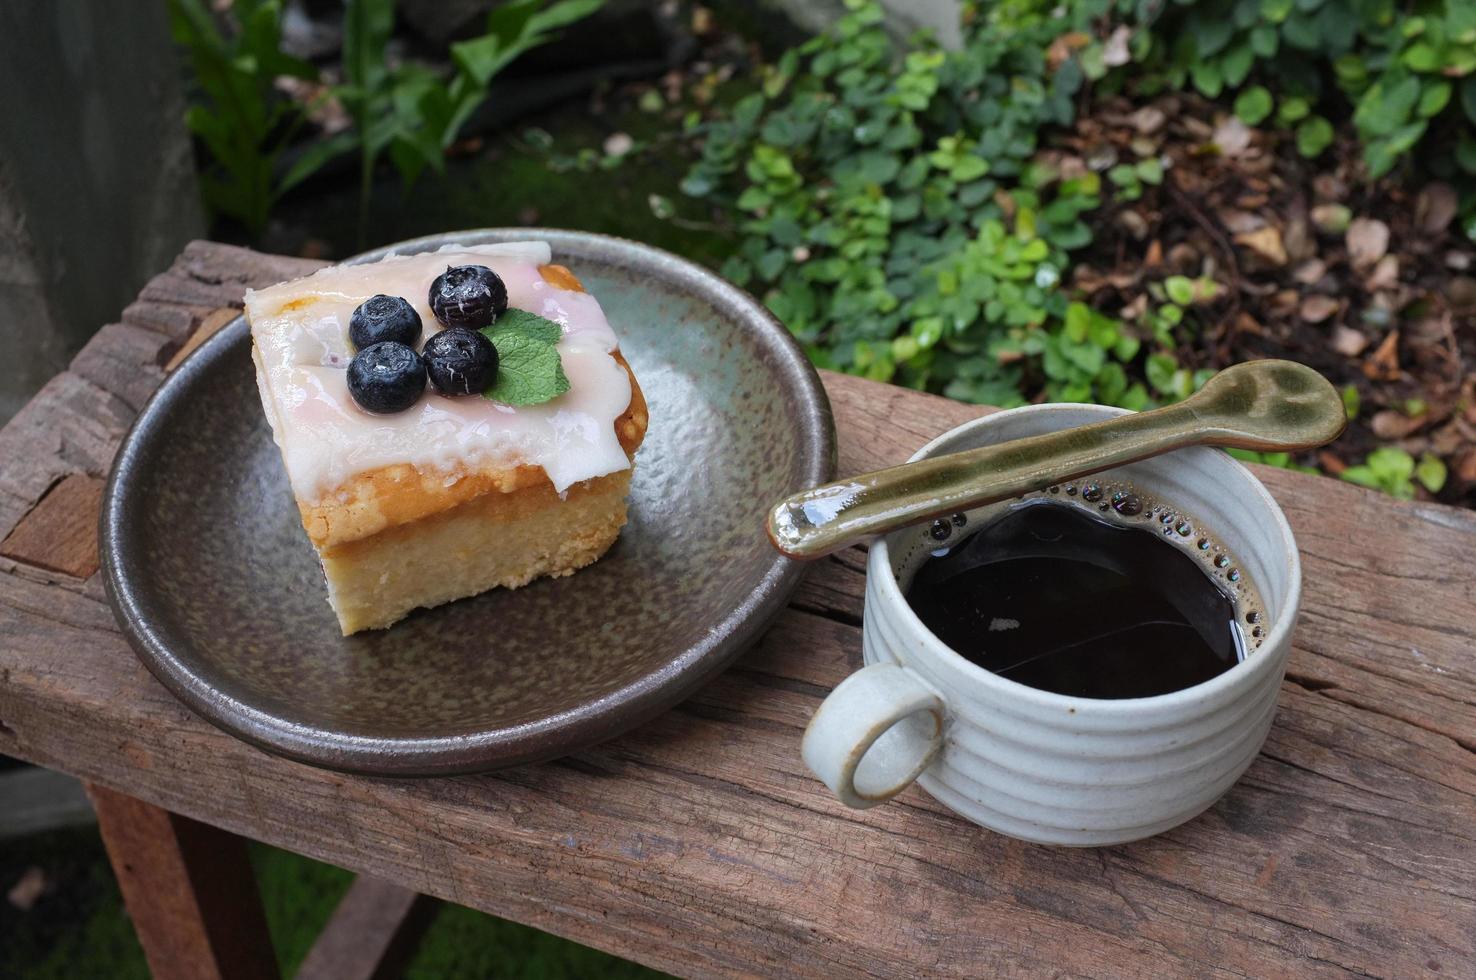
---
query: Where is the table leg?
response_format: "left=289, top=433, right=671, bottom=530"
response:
left=87, top=783, right=280, bottom=980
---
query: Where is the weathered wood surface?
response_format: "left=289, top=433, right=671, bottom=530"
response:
left=87, top=783, right=280, bottom=980
left=1, top=240, right=1473, bottom=978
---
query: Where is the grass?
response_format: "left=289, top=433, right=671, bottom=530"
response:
left=2, top=824, right=665, bottom=979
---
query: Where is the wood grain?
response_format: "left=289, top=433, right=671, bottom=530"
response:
left=0, top=473, right=104, bottom=578
left=87, top=783, right=280, bottom=980
left=295, top=876, right=437, bottom=980
left=0, top=241, right=1472, bottom=978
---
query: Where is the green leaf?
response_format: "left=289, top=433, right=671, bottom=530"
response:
left=1190, top=61, right=1224, bottom=97
left=1146, top=353, right=1180, bottom=393
left=1250, top=25, right=1279, bottom=56
left=1261, top=0, right=1294, bottom=21
left=1356, top=75, right=1422, bottom=137
left=1277, top=96, right=1311, bottom=124
left=1191, top=16, right=1236, bottom=57
left=480, top=330, right=570, bottom=406
left=342, top=0, right=394, bottom=93
left=1416, top=453, right=1447, bottom=493
left=1339, top=465, right=1380, bottom=490
left=1220, top=44, right=1255, bottom=87
left=1062, top=340, right=1105, bottom=375
left=951, top=155, right=989, bottom=182
left=1296, top=116, right=1335, bottom=157
left=1402, top=43, right=1441, bottom=73
left=279, top=130, right=358, bottom=193
left=1418, top=81, right=1452, bottom=118
left=1064, top=303, right=1091, bottom=343
left=1367, top=446, right=1415, bottom=481
left=1456, top=135, right=1476, bottom=175
left=485, top=309, right=563, bottom=346
left=1341, top=384, right=1360, bottom=419
left=1164, top=276, right=1196, bottom=305
left=1282, top=12, right=1320, bottom=50
left=527, top=0, right=604, bottom=34
left=1235, top=86, right=1274, bottom=125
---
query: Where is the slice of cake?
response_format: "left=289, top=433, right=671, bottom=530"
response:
left=245, top=241, right=647, bottom=634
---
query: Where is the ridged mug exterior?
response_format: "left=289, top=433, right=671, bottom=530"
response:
left=805, top=403, right=1302, bottom=846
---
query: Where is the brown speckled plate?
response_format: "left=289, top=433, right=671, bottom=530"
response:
left=102, top=230, right=834, bottom=776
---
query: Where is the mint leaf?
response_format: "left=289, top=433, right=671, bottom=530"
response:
left=482, top=330, right=569, bottom=406
left=485, top=308, right=562, bottom=345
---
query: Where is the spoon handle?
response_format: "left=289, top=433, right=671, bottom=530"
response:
left=767, top=401, right=1209, bottom=560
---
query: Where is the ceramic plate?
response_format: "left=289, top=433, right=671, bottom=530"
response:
left=102, top=230, right=834, bottom=776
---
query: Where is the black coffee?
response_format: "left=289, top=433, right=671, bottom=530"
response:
left=905, top=498, right=1254, bottom=699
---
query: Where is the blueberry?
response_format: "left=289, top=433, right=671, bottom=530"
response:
left=423, top=327, right=499, bottom=396
left=349, top=294, right=422, bottom=349
left=429, top=265, right=507, bottom=330
left=347, top=341, right=426, bottom=414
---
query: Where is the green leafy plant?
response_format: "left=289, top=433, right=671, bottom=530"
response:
left=1110, top=0, right=1476, bottom=228
left=679, top=0, right=1195, bottom=407
left=335, top=0, right=603, bottom=238
left=167, top=0, right=316, bottom=234
left=1340, top=446, right=1446, bottom=498
left=170, top=0, right=602, bottom=238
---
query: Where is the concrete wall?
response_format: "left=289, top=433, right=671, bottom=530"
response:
left=0, top=1, right=204, bottom=424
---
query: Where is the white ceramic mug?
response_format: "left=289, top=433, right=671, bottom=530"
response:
left=801, top=403, right=1302, bottom=846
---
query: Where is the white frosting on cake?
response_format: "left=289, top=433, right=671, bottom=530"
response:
left=246, top=242, right=633, bottom=502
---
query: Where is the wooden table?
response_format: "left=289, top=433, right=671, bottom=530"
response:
left=2, top=242, right=1473, bottom=979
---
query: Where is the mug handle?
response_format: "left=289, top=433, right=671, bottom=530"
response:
left=802, top=663, right=946, bottom=809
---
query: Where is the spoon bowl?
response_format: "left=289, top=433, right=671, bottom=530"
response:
left=1185, top=360, right=1349, bottom=450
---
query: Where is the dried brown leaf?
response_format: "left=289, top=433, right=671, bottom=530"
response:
left=1317, top=450, right=1348, bottom=475
left=1346, top=217, right=1391, bottom=270
left=1130, top=106, right=1166, bottom=135
left=6, top=867, right=45, bottom=911
left=1234, top=226, right=1288, bottom=265
left=1284, top=216, right=1314, bottom=263
left=1293, top=259, right=1327, bottom=285
left=1364, top=255, right=1400, bottom=292
left=1416, top=183, right=1459, bottom=235
left=1212, top=117, right=1252, bottom=157
left=1449, top=276, right=1476, bottom=309
left=1115, top=209, right=1150, bottom=240
left=1218, top=209, right=1264, bottom=234
left=1329, top=325, right=1368, bottom=357
left=1047, top=31, right=1092, bottom=70
left=1103, top=26, right=1133, bottom=67
left=1300, top=295, right=1340, bottom=323
left=1363, top=330, right=1401, bottom=381
left=1371, top=409, right=1430, bottom=440
left=1234, top=311, right=1265, bottom=336
left=1456, top=450, right=1476, bottom=486
left=1312, top=173, right=1347, bottom=202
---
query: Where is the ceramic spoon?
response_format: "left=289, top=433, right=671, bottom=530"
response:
left=767, top=359, right=1346, bottom=560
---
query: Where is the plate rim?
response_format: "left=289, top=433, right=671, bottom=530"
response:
left=101, top=228, right=836, bottom=776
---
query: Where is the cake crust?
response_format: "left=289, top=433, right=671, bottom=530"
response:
left=286, top=350, right=646, bottom=551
